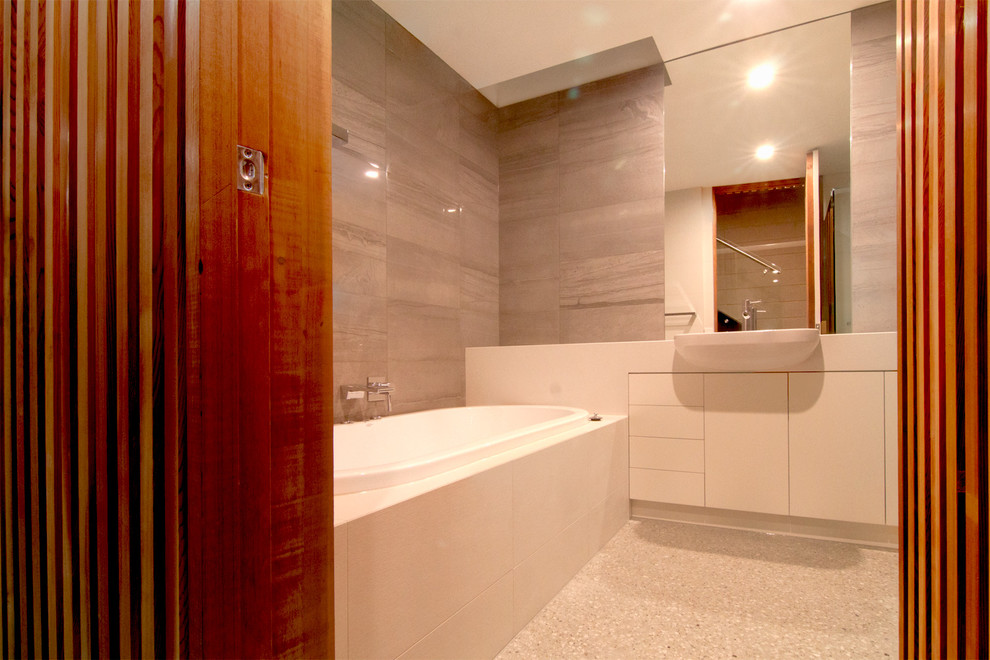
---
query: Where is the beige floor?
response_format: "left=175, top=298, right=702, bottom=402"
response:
left=496, top=518, right=898, bottom=659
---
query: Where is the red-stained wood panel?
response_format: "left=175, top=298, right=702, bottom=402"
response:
left=268, top=2, right=333, bottom=655
left=92, top=1, right=112, bottom=654
left=235, top=2, right=273, bottom=656
left=13, top=0, right=31, bottom=654
left=1, top=0, right=11, bottom=649
left=899, top=1, right=990, bottom=657
left=191, top=1, right=237, bottom=655
left=25, top=1, right=43, bottom=654
left=183, top=0, right=203, bottom=655
left=1, top=0, right=334, bottom=655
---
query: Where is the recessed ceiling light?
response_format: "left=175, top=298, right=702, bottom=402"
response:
left=748, top=64, right=775, bottom=89
left=756, top=144, right=774, bottom=160
left=365, top=170, right=380, bottom=178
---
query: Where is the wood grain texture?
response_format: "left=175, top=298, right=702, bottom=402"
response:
left=270, top=2, right=333, bottom=651
left=2, top=0, right=188, bottom=655
left=190, top=1, right=335, bottom=657
left=898, top=1, right=989, bottom=657
left=2, top=0, right=336, bottom=655
left=804, top=151, right=817, bottom=328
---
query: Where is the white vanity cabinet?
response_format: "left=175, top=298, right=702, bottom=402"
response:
left=628, top=374, right=705, bottom=506
left=704, top=373, right=789, bottom=515
left=788, top=372, right=885, bottom=524
left=628, top=369, right=898, bottom=527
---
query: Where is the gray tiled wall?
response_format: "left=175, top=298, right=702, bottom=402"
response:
left=498, top=67, right=666, bottom=345
left=333, top=1, right=667, bottom=417
left=716, top=186, right=808, bottom=330
left=850, top=1, right=897, bottom=332
left=332, top=0, right=499, bottom=421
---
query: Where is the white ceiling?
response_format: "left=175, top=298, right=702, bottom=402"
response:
left=369, top=0, right=885, bottom=190
left=664, top=13, right=852, bottom=190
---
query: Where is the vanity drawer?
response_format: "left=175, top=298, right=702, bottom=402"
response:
left=630, top=468, right=704, bottom=506
left=628, top=404, right=704, bottom=439
left=629, top=373, right=704, bottom=406
left=630, top=436, right=704, bottom=473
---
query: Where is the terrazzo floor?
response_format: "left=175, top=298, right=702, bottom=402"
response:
left=496, top=519, right=898, bottom=659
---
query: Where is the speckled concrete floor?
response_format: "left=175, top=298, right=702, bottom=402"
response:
left=497, top=519, right=898, bottom=659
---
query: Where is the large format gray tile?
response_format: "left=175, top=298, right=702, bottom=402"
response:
left=459, top=157, right=499, bottom=214
left=332, top=0, right=501, bottom=415
left=387, top=358, right=466, bottom=414
left=332, top=79, right=387, bottom=166
left=498, top=94, right=559, bottom=159
left=331, top=234, right=385, bottom=299
left=850, top=1, right=897, bottom=334
left=500, top=216, right=559, bottom=283
left=332, top=0, right=386, bottom=103
left=459, top=90, right=499, bottom=181
left=332, top=291, right=387, bottom=363
left=459, top=161, right=499, bottom=276
left=331, top=1, right=387, bottom=162
left=558, top=67, right=664, bottom=213
left=560, top=302, right=665, bottom=344
left=461, top=267, right=499, bottom=348
left=386, top=172, right=461, bottom=257
left=332, top=147, right=386, bottom=232
left=386, top=119, right=460, bottom=204
left=388, top=302, right=462, bottom=362
left=387, top=237, right=461, bottom=308
left=559, top=251, right=663, bottom=308
left=559, top=197, right=663, bottom=261
left=499, top=279, right=559, bottom=345
left=499, top=154, right=559, bottom=224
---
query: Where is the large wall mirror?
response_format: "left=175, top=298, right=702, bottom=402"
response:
left=663, top=3, right=896, bottom=336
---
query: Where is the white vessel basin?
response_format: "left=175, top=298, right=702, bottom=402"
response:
left=673, top=328, right=821, bottom=371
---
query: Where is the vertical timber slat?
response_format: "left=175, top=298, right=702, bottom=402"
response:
left=899, top=1, right=989, bottom=657
left=0, top=0, right=335, bottom=655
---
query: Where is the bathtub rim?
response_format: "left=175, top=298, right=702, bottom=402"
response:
left=333, top=414, right=626, bottom=526
left=333, top=404, right=590, bottom=495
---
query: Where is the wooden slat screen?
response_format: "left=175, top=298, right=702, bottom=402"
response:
left=1, top=0, right=186, bottom=656
left=2, top=0, right=334, bottom=657
left=898, top=0, right=989, bottom=657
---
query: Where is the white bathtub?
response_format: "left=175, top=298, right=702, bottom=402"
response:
left=333, top=408, right=629, bottom=659
left=333, top=404, right=589, bottom=495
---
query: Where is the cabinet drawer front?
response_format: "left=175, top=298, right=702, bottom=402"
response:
left=630, top=468, right=704, bottom=506
left=630, top=436, right=704, bottom=473
left=629, top=373, right=704, bottom=406
left=629, top=404, right=704, bottom=439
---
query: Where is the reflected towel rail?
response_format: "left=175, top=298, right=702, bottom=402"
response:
left=715, top=237, right=783, bottom=274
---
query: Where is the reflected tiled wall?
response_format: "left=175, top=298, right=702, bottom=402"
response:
left=498, top=68, right=666, bottom=345
left=850, top=1, right=896, bottom=332
left=332, top=0, right=499, bottom=420
left=716, top=186, right=807, bottom=330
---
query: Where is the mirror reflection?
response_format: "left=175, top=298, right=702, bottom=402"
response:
left=663, top=3, right=896, bottom=336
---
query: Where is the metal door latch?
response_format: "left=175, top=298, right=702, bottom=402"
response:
left=237, top=145, right=265, bottom=195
